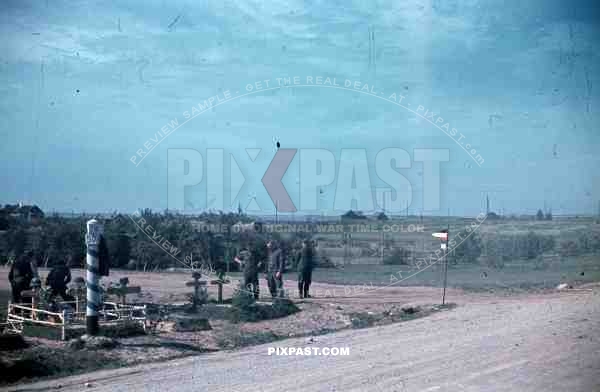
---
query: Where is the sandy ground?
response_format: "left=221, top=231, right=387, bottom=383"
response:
left=2, top=267, right=599, bottom=392
left=0, top=267, right=469, bottom=306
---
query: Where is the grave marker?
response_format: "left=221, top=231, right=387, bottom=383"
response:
left=186, top=272, right=207, bottom=310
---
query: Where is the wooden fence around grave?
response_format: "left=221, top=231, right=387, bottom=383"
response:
left=5, top=301, right=147, bottom=340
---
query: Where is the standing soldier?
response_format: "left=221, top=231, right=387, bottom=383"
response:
left=297, top=239, right=315, bottom=298
left=265, top=240, right=284, bottom=298
left=8, top=252, right=34, bottom=303
left=235, top=246, right=261, bottom=300
left=46, top=256, right=74, bottom=302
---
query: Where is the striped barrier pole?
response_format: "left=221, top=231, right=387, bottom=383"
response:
left=85, top=219, right=103, bottom=335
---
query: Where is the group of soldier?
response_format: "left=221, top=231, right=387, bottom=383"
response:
left=7, top=251, right=74, bottom=304
left=8, top=237, right=316, bottom=306
left=235, top=237, right=316, bottom=300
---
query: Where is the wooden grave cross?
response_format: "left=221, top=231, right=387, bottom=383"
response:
left=106, top=278, right=141, bottom=305
left=210, top=278, right=231, bottom=304
left=186, top=272, right=207, bottom=310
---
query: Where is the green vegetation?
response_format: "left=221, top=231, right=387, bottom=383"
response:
left=227, top=284, right=300, bottom=323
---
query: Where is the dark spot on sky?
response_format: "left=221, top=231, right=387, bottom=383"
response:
left=405, top=86, right=409, bottom=90
left=282, top=45, right=286, bottom=51
left=32, top=32, right=40, bottom=35
left=201, top=58, right=207, bottom=62
left=225, top=121, right=230, bottom=126
left=76, top=89, right=80, bottom=93
left=276, top=141, right=280, bottom=149
left=50, top=101, right=55, bottom=106
left=217, top=41, right=222, bottom=46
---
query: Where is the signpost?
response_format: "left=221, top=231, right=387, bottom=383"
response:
left=432, top=229, right=449, bottom=305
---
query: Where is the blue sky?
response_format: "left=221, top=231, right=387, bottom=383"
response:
left=1, top=0, right=599, bottom=217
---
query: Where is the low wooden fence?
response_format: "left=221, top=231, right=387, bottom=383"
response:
left=5, top=301, right=147, bottom=340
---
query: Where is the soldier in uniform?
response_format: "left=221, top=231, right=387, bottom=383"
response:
left=235, top=247, right=261, bottom=300
left=46, top=256, right=74, bottom=302
left=265, top=240, right=284, bottom=298
left=8, top=252, right=34, bottom=303
left=297, top=239, right=315, bottom=298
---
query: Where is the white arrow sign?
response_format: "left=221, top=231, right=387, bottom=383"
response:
left=432, top=232, right=448, bottom=239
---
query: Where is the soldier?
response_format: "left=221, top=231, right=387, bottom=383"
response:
left=235, top=246, right=261, bottom=300
left=46, top=256, right=74, bottom=302
left=8, top=252, right=34, bottom=303
left=297, top=239, right=315, bottom=298
left=265, top=240, right=284, bottom=298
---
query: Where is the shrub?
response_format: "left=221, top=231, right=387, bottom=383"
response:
left=227, top=284, right=299, bottom=323
left=454, top=232, right=482, bottom=264
left=382, top=247, right=411, bottom=265
left=315, top=249, right=336, bottom=268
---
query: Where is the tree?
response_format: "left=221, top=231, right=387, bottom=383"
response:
left=112, top=233, right=132, bottom=268
left=376, top=212, right=388, bottom=220
left=545, top=210, right=553, bottom=221
left=536, top=209, right=545, bottom=220
left=7, top=228, right=27, bottom=256
left=341, top=210, right=367, bottom=221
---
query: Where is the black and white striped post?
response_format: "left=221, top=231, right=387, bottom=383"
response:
left=85, top=219, right=103, bottom=336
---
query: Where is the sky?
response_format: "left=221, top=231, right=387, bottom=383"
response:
left=0, top=0, right=599, bottom=217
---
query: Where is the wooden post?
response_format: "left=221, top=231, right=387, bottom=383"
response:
left=30, top=279, right=41, bottom=320
left=61, top=310, right=66, bottom=341
left=210, top=279, right=231, bottom=304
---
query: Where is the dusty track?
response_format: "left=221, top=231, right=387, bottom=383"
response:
left=4, top=281, right=599, bottom=392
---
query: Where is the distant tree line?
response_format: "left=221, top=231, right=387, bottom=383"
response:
left=450, top=229, right=600, bottom=268
left=0, top=206, right=327, bottom=272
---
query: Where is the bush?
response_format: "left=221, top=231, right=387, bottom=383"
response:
left=315, top=250, right=336, bottom=268
left=227, top=284, right=299, bottom=323
left=454, top=233, right=482, bottom=264
left=481, top=232, right=554, bottom=263
left=382, top=247, right=411, bottom=265
left=558, top=230, right=600, bottom=257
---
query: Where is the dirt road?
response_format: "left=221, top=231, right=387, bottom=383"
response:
left=5, top=286, right=599, bottom=392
